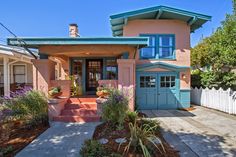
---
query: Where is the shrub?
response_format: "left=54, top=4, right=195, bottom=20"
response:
left=101, top=89, right=129, bottom=129
left=124, top=121, right=165, bottom=157
left=126, top=111, right=138, bottom=124
left=140, top=119, right=160, bottom=133
left=80, top=140, right=108, bottom=157
left=3, top=90, right=48, bottom=127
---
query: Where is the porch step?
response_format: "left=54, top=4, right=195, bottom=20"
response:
left=61, top=108, right=97, bottom=116
left=67, top=97, right=97, bottom=104
left=53, top=115, right=100, bottom=123
left=64, top=103, right=97, bottom=110
left=52, top=96, right=100, bottom=123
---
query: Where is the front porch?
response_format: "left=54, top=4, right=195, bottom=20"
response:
left=8, top=37, right=148, bottom=122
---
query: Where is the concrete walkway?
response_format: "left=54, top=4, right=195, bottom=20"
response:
left=16, top=122, right=100, bottom=157
left=142, top=106, right=236, bottom=157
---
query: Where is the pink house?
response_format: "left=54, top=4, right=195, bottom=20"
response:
left=7, top=5, right=211, bottom=122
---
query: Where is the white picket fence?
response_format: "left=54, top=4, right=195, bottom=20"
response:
left=191, top=87, right=236, bottom=114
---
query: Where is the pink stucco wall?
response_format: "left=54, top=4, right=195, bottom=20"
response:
left=48, top=98, right=68, bottom=120
left=98, top=80, right=118, bottom=88
left=32, top=59, right=56, bottom=95
left=124, top=19, right=191, bottom=89
left=117, top=59, right=136, bottom=111
left=50, top=80, right=71, bottom=98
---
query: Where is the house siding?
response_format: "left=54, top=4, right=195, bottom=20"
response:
left=124, top=19, right=191, bottom=109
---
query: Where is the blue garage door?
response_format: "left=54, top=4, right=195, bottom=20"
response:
left=136, top=72, right=178, bottom=110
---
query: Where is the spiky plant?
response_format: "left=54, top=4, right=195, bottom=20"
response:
left=124, top=121, right=165, bottom=157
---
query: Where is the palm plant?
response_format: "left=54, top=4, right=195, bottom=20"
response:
left=124, top=120, right=165, bottom=157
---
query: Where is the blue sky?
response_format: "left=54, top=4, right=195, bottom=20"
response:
left=0, top=0, right=233, bottom=47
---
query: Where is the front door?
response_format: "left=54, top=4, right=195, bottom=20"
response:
left=86, top=59, right=103, bottom=93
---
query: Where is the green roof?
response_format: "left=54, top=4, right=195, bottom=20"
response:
left=110, top=5, right=211, bottom=36
left=7, top=37, right=148, bottom=48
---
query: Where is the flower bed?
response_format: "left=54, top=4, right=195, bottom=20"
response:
left=0, top=89, right=49, bottom=156
left=91, top=117, right=179, bottom=157
left=0, top=120, right=49, bottom=157
left=80, top=89, right=179, bottom=157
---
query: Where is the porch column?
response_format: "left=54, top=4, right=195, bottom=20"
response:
left=3, top=57, right=10, bottom=97
left=32, top=59, right=56, bottom=96
left=117, top=59, right=136, bottom=111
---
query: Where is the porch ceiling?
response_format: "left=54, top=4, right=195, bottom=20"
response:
left=39, top=45, right=137, bottom=57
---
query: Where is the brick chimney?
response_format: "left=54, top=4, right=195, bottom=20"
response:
left=69, top=24, right=79, bottom=37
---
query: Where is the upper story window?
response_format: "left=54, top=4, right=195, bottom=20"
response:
left=140, top=34, right=175, bottom=59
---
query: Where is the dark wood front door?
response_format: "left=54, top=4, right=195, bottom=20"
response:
left=86, top=59, right=103, bottom=92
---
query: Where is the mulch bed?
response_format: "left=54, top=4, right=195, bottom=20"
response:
left=0, top=121, right=49, bottom=157
left=93, top=116, right=179, bottom=157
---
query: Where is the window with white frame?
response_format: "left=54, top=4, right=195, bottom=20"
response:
left=13, top=65, right=26, bottom=84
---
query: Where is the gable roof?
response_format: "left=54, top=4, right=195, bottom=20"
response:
left=110, top=5, right=212, bottom=36
left=7, top=37, right=148, bottom=48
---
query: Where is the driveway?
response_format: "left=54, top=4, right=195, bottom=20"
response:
left=142, top=106, right=236, bottom=157
left=16, top=122, right=100, bottom=157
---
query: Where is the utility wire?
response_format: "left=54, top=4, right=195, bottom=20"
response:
left=0, top=22, right=37, bottom=59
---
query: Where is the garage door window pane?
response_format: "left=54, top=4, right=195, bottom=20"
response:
left=140, top=76, right=156, bottom=88
left=160, top=76, right=176, bottom=88
left=171, top=82, right=175, bottom=87
left=171, top=76, right=175, bottom=81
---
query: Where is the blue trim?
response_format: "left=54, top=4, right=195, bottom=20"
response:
left=110, top=5, right=211, bottom=36
left=122, top=52, right=129, bottom=59
left=7, top=37, right=149, bottom=48
left=82, top=59, right=86, bottom=94
left=136, top=62, right=190, bottom=72
left=140, top=34, right=176, bottom=60
left=179, top=89, right=190, bottom=108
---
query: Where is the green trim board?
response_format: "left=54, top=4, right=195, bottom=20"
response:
left=7, top=37, right=149, bottom=48
left=136, top=62, right=190, bottom=72
left=110, top=5, right=212, bottom=36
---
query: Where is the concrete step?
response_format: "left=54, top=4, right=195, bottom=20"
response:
left=61, top=108, right=97, bottom=116
left=53, top=115, right=100, bottom=122
left=68, top=97, right=97, bottom=104
left=64, top=103, right=97, bottom=110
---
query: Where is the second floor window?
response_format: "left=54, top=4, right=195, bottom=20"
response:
left=140, top=34, right=175, bottom=59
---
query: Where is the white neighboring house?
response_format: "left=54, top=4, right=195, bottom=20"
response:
left=0, top=44, right=37, bottom=97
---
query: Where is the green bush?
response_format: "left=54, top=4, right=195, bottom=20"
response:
left=141, top=119, right=160, bottom=133
left=101, top=89, right=129, bottom=130
left=4, top=90, right=48, bottom=127
left=124, top=122, right=165, bottom=157
left=126, top=111, right=138, bottom=124
left=80, top=140, right=108, bottom=157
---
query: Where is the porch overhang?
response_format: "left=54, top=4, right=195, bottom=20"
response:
left=7, top=37, right=148, bottom=48
left=7, top=37, right=148, bottom=58
left=136, top=62, right=190, bottom=72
